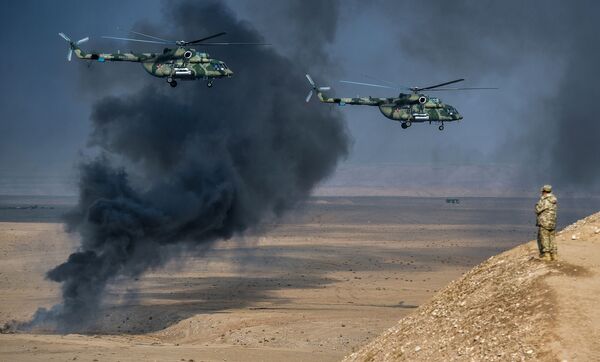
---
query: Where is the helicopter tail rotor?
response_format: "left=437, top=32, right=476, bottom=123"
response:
left=59, top=33, right=89, bottom=61
left=305, top=74, right=331, bottom=102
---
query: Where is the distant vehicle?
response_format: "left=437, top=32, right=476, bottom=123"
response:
left=59, top=31, right=268, bottom=88
left=446, top=198, right=461, bottom=204
left=305, top=74, right=495, bottom=131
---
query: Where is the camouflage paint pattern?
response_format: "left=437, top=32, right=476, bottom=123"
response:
left=535, top=192, right=558, bottom=256
left=537, top=227, right=557, bottom=256
left=69, top=41, right=233, bottom=80
left=316, top=90, right=462, bottom=122
left=536, top=192, right=558, bottom=230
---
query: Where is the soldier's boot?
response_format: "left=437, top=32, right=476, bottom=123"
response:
left=541, top=253, right=552, bottom=261
left=550, top=253, right=558, bottom=261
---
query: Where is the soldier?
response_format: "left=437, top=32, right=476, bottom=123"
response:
left=535, top=185, right=558, bottom=261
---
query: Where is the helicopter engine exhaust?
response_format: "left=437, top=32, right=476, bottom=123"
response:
left=418, top=96, right=427, bottom=104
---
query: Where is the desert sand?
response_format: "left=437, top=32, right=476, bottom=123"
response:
left=0, top=196, right=598, bottom=361
left=345, top=212, right=600, bottom=361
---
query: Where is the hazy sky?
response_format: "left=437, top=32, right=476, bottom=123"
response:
left=1, top=1, right=599, bottom=194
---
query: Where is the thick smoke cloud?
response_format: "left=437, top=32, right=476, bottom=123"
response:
left=30, top=0, right=347, bottom=331
left=225, top=0, right=341, bottom=72
left=379, top=0, right=600, bottom=191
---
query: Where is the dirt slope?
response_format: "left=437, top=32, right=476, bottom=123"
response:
left=345, top=211, right=600, bottom=361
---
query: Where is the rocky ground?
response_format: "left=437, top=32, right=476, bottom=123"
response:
left=345, top=211, right=600, bottom=361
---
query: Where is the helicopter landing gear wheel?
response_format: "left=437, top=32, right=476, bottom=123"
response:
left=438, top=124, right=444, bottom=131
left=406, top=121, right=412, bottom=128
left=167, top=77, right=177, bottom=87
left=207, top=81, right=213, bottom=88
left=401, top=122, right=408, bottom=129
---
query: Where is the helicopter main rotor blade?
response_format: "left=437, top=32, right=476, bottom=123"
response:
left=424, top=87, right=498, bottom=91
left=129, top=30, right=173, bottom=43
left=362, top=74, right=399, bottom=88
left=339, top=80, right=396, bottom=90
left=101, top=36, right=170, bottom=44
left=418, top=78, right=465, bottom=91
left=184, top=32, right=227, bottom=45
left=197, top=42, right=271, bottom=46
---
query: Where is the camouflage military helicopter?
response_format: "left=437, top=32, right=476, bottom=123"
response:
left=59, top=31, right=267, bottom=87
left=305, top=74, right=495, bottom=130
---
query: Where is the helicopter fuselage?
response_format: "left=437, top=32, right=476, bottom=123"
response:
left=377, top=95, right=462, bottom=123
left=317, top=92, right=462, bottom=123
left=140, top=47, right=233, bottom=80
left=71, top=45, right=233, bottom=81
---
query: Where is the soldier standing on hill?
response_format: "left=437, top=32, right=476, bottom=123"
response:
left=536, top=185, right=558, bottom=261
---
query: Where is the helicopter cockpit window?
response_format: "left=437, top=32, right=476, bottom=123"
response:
left=212, top=63, right=228, bottom=71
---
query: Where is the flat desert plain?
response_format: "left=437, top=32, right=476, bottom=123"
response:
left=1, top=196, right=598, bottom=361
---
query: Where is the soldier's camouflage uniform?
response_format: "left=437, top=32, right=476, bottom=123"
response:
left=535, top=192, right=558, bottom=257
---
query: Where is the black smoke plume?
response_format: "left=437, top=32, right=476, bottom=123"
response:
left=30, top=0, right=347, bottom=331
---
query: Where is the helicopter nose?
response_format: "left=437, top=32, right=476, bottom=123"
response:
left=455, top=112, right=463, bottom=120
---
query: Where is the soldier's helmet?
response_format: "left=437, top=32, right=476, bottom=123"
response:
left=541, top=184, right=552, bottom=192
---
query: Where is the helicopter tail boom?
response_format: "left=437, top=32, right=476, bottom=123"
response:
left=306, top=74, right=385, bottom=106
left=59, top=33, right=148, bottom=63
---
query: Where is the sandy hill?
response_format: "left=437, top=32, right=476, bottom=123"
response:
left=344, top=211, right=600, bottom=361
